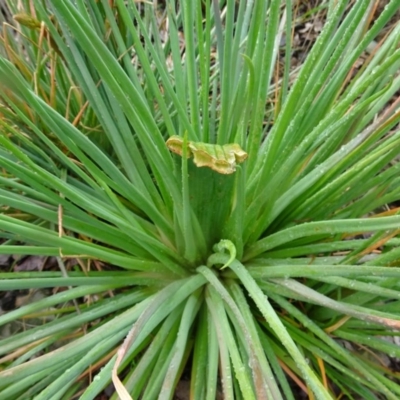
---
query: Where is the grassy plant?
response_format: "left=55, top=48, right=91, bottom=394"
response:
left=0, top=0, right=400, bottom=399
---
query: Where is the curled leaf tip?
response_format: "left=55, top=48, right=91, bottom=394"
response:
left=166, top=136, right=192, bottom=158
left=213, top=239, right=237, bottom=269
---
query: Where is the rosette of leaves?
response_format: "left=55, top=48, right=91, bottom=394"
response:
left=0, top=0, right=400, bottom=399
